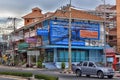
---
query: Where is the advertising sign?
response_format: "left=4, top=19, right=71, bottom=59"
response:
left=80, top=30, right=98, bottom=39
left=25, top=38, right=37, bottom=43
left=105, top=48, right=115, bottom=53
left=50, top=20, right=100, bottom=46
left=36, top=29, right=48, bottom=36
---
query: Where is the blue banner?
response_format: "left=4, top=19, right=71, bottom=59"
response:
left=36, top=29, right=48, bottom=36
left=50, top=20, right=100, bottom=46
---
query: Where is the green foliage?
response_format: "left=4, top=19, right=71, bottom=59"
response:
left=0, top=72, right=32, bottom=77
left=61, top=62, right=65, bottom=69
left=35, top=74, right=58, bottom=80
left=37, top=61, right=42, bottom=68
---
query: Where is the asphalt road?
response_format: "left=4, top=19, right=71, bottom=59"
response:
left=0, top=78, right=15, bottom=80
left=59, top=73, right=120, bottom=80
left=0, top=66, right=119, bottom=80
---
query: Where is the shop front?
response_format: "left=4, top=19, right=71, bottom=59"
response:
left=37, top=19, right=105, bottom=69
left=105, top=48, right=117, bottom=70
left=39, top=45, right=104, bottom=69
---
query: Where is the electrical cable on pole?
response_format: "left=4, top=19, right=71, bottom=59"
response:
left=101, top=0, right=107, bottom=66
left=68, top=0, right=72, bottom=71
left=13, top=18, right=16, bottom=65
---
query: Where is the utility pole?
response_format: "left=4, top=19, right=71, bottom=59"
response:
left=102, top=0, right=107, bottom=66
left=13, top=18, right=16, bottom=65
left=68, top=0, right=72, bottom=71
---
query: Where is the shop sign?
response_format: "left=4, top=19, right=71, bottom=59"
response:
left=36, top=29, right=48, bottom=36
left=105, top=48, right=115, bottom=53
left=50, top=20, right=100, bottom=46
left=25, top=38, right=37, bottom=43
left=80, top=30, right=98, bottom=39
left=27, top=51, right=40, bottom=56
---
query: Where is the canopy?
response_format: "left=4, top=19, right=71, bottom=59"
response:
left=18, top=42, right=29, bottom=50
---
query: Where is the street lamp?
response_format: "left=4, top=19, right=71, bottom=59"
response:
left=68, top=0, right=72, bottom=71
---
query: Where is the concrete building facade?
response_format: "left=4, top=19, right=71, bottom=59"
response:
left=8, top=5, right=107, bottom=69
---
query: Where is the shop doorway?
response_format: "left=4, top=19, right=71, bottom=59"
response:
left=45, top=50, right=54, bottom=62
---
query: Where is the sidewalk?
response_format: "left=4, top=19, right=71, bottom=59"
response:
left=115, top=71, right=120, bottom=77
left=0, top=65, right=42, bottom=70
left=0, top=65, right=61, bottom=71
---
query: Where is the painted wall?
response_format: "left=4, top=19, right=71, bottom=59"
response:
left=49, top=20, right=101, bottom=46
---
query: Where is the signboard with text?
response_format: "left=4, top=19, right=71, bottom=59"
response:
left=50, top=20, right=100, bottom=46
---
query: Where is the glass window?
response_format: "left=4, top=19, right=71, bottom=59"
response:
left=57, top=49, right=68, bottom=62
left=45, top=51, right=54, bottom=62
left=89, top=62, right=94, bottom=67
left=83, top=62, right=87, bottom=66
left=76, top=50, right=81, bottom=62
left=72, top=51, right=76, bottom=62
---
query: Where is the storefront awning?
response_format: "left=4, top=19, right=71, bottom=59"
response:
left=18, top=42, right=29, bottom=50
left=18, top=50, right=27, bottom=53
left=37, top=45, right=103, bottom=50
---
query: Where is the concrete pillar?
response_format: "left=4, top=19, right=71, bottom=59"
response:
left=54, top=48, right=57, bottom=62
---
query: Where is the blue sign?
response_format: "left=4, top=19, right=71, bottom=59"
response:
left=36, top=29, right=48, bottom=36
left=50, top=20, right=100, bottom=46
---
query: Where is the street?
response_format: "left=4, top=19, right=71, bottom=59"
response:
left=0, top=78, right=15, bottom=80
left=59, top=73, right=120, bottom=80
left=0, top=66, right=119, bottom=80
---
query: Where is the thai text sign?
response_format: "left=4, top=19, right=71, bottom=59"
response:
left=25, top=38, right=37, bottom=43
left=80, top=30, right=98, bottom=38
left=50, top=20, right=100, bottom=46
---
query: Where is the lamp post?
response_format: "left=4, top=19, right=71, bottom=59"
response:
left=68, top=0, right=72, bottom=71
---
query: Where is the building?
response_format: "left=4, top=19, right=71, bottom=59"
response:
left=9, top=5, right=106, bottom=69
left=86, top=4, right=117, bottom=50
left=117, top=0, right=120, bottom=53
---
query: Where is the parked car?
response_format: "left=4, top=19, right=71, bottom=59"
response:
left=72, top=61, right=114, bottom=79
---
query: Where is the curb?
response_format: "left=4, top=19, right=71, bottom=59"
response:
left=115, top=75, right=120, bottom=77
left=60, top=70, right=73, bottom=74
left=0, top=75, right=28, bottom=80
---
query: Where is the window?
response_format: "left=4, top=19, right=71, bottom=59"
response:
left=83, top=62, right=87, bottom=66
left=109, top=36, right=113, bottom=40
left=89, top=62, right=94, bottom=67
left=57, top=49, right=68, bottom=62
left=27, top=20, right=29, bottom=22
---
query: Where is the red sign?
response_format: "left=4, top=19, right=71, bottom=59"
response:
left=80, top=30, right=98, bottom=38
left=105, top=48, right=115, bottom=53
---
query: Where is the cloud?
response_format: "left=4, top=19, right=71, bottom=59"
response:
left=0, top=0, right=115, bottom=28
left=0, top=0, right=116, bottom=18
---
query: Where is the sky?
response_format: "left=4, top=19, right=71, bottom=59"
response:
left=0, top=0, right=116, bottom=28
left=0, top=0, right=116, bottom=18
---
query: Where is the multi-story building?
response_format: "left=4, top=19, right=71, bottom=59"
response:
left=117, top=0, right=120, bottom=53
left=87, top=4, right=117, bottom=49
left=93, top=4, right=118, bottom=69
left=9, top=5, right=107, bottom=69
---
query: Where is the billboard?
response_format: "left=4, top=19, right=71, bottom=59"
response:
left=36, top=29, right=48, bottom=36
left=80, top=30, right=98, bottom=39
left=50, top=20, right=100, bottom=46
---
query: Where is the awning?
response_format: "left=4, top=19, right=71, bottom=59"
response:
left=18, top=42, right=29, bottom=53
left=37, top=45, right=103, bottom=50
left=18, top=42, right=29, bottom=50
left=18, top=50, right=27, bottom=53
